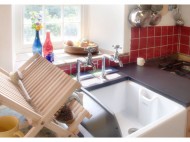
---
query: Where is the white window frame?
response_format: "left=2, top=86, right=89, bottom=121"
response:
left=13, top=5, right=87, bottom=54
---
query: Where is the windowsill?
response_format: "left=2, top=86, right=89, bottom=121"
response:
left=15, top=48, right=114, bottom=70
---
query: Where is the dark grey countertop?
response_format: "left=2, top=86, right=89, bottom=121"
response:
left=119, top=60, right=190, bottom=107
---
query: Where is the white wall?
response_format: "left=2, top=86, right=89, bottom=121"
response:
left=87, top=5, right=127, bottom=53
left=180, top=5, right=190, bottom=26
left=0, top=5, right=13, bottom=72
left=158, top=5, right=175, bottom=26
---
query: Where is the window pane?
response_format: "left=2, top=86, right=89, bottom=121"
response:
left=24, top=25, right=35, bottom=43
left=23, top=5, right=82, bottom=48
left=24, top=5, right=42, bottom=24
left=63, top=6, right=81, bottom=22
left=46, top=24, right=61, bottom=41
left=44, top=5, right=61, bottom=23
left=24, top=25, right=43, bottom=44
left=63, top=23, right=80, bottom=40
left=24, top=5, right=43, bottom=44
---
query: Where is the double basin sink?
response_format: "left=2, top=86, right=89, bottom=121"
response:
left=78, top=71, right=187, bottom=137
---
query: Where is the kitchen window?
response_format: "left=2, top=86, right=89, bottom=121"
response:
left=14, top=5, right=85, bottom=54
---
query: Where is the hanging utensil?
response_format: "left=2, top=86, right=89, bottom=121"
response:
left=128, top=7, right=151, bottom=27
left=137, top=5, right=151, bottom=10
left=149, top=11, right=162, bottom=26
left=174, top=7, right=184, bottom=26
left=173, top=7, right=181, bottom=21
left=160, top=5, right=169, bottom=16
left=176, top=16, right=184, bottom=26
left=151, top=5, right=163, bottom=12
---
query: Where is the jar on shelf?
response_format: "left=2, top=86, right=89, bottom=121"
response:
left=43, top=30, right=54, bottom=62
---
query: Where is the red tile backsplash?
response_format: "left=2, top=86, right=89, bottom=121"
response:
left=161, top=45, right=168, bottom=56
left=147, top=37, right=155, bottom=48
left=174, top=26, right=179, bottom=35
left=59, top=64, right=71, bottom=74
left=173, top=44, right=178, bottom=53
left=110, top=60, right=118, bottom=67
left=130, top=50, right=138, bottom=63
left=180, top=26, right=190, bottom=36
left=139, top=49, right=147, bottom=59
left=148, top=27, right=154, bottom=37
left=155, top=26, right=161, bottom=36
left=173, top=35, right=178, bottom=44
left=155, top=37, right=161, bottom=47
left=97, top=60, right=102, bottom=69
left=85, top=66, right=93, bottom=72
left=180, top=44, right=189, bottom=54
left=131, top=27, right=139, bottom=38
left=168, top=36, right=173, bottom=45
left=139, top=38, right=147, bottom=49
left=162, top=26, right=168, bottom=35
left=180, top=35, right=189, bottom=45
left=168, top=26, right=173, bottom=35
left=167, top=45, right=173, bottom=55
left=60, top=26, right=190, bottom=75
left=161, top=36, right=168, bottom=46
left=140, top=28, right=147, bottom=37
left=120, top=55, right=129, bottom=64
left=131, top=39, right=139, bottom=50
left=71, top=63, right=77, bottom=74
left=128, top=26, right=182, bottom=63
left=147, top=48, right=154, bottom=59
left=154, top=47, right=161, bottom=58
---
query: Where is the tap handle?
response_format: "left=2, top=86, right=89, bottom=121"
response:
left=84, top=46, right=96, bottom=53
left=112, top=45, right=122, bottom=52
left=93, top=65, right=96, bottom=72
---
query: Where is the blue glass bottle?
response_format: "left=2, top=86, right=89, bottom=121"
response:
left=32, top=30, right=42, bottom=55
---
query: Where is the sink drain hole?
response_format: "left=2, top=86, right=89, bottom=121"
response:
left=128, top=128, right=138, bottom=134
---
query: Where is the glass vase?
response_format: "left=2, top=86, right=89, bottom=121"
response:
left=32, top=30, right=42, bottom=55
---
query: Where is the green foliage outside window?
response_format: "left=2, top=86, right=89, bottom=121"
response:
left=23, top=5, right=81, bottom=44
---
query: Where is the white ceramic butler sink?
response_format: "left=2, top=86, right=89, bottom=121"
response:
left=87, top=80, right=187, bottom=137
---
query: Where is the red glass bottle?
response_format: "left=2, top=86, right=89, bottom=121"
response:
left=43, top=30, right=54, bottom=62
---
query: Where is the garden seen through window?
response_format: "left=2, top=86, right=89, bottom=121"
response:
left=23, top=5, right=81, bottom=48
